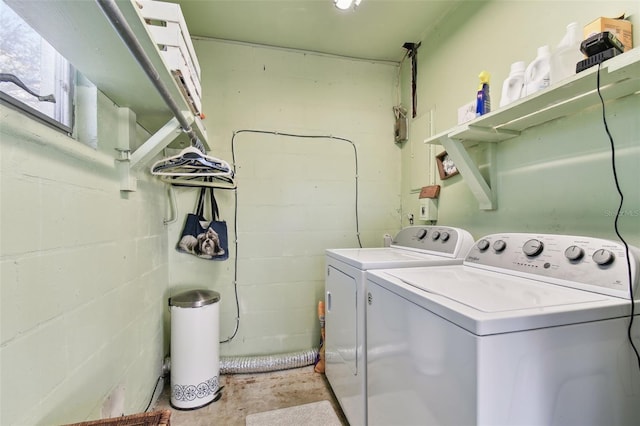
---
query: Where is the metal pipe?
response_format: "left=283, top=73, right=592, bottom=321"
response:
left=95, top=0, right=200, bottom=147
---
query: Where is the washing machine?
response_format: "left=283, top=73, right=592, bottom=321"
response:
left=365, top=233, right=640, bottom=426
left=325, top=226, right=474, bottom=426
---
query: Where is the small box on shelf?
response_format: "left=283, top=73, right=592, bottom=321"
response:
left=584, top=16, right=633, bottom=52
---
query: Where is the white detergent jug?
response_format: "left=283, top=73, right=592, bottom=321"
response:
left=550, top=22, right=583, bottom=85
left=499, top=61, right=525, bottom=107
left=524, top=45, right=551, bottom=96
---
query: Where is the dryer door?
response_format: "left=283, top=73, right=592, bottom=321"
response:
left=325, top=263, right=366, bottom=426
left=325, top=265, right=358, bottom=376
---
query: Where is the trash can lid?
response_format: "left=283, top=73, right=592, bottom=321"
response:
left=169, top=289, right=220, bottom=308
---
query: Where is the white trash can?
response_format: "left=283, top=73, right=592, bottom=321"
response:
left=169, top=289, right=220, bottom=410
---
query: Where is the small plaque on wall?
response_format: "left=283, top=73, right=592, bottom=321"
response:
left=435, top=151, right=459, bottom=180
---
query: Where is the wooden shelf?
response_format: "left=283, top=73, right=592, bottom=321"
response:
left=425, top=47, right=640, bottom=210
left=7, top=0, right=207, bottom=150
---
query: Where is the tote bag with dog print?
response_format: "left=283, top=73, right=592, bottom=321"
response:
left=176, top=187, right=229, bottom=260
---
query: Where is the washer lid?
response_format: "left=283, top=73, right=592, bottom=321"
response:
left=326, top=247, right=460, bottom=270
left=169, top=289, right=220, bottom=308
left=369, top=266, right=627, bottom=335
left=386, top=267, right=606, bottom=313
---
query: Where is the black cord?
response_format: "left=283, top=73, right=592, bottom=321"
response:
left=222, top=129, right=363, bottom=342
left=596, top=63, right=640, bottom=371
left=144, top=375, right=163, bottom=412
left=219, top=182, right=240, bottom=344
left=231, top=129, right=362, bottom=248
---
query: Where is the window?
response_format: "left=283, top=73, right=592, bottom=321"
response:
left=0, top=0, right=74, bottom=133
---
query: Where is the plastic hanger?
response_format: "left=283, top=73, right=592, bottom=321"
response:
left=158, top=174, right=237, bottom=190
left=150, top=146, right=233, bottom=177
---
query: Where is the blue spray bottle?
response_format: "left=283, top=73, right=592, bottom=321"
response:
left=475, top=70, right=491, bottom=117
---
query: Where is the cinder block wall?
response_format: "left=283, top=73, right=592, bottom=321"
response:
left=166, top=39, right=402, bottom=356
left=0, top=92, right=169, bottom=425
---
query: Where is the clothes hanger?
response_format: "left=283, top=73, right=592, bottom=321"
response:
left=150, top=146, right=233, bottom=177
left=158, top=174, right=237, bottom=190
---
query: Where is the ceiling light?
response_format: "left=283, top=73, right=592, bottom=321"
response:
left=334, top=0, right=362, bottom=11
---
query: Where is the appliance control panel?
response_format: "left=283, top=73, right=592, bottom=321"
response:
left=392, top=226, right=474, bottom=258
left=464, top=233, right=639, bottom=299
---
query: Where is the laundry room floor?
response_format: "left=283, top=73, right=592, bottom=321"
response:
left=153, top=365, right=348, bottom=425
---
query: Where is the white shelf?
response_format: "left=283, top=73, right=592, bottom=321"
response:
left=7, top=0, right=207, bottom=150
left=425, top=47, right=640, bottom=210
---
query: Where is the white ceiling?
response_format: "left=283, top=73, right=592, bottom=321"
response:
left=171, top=0, right=466, bottom=62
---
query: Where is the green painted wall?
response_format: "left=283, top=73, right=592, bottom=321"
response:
left=0, top=93, right=168, bottom=424
left=2, top=2, right=639, bottom=425
left=401, top=0, right=640, bottom=246
left=167, top=39, right=401, bottom=357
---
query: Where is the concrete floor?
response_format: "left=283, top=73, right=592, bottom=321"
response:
left=154, top=366, right=348, bottom=425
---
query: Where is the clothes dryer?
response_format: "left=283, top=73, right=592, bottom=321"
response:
left=366, top=233, right=640, bottom=426
left=325, top=226, right=474, bottom=426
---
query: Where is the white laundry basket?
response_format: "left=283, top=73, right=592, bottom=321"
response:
left=169, top=289, right=220, bottom=410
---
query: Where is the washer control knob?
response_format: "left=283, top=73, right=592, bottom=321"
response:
left=431, top=231, right=441, bottom=241
left=440, top=232, right=450, bottom=242
left=592, top=249, right=615, bottom=266
left=417, top=229, right=427, bottom=240
left=477, top=239, right=490, bottom=251
left=564, top=246, right=585, bottom=261
left=523, top=239, right=544, bottom=256
left=493, top=240, right=507, bottom=252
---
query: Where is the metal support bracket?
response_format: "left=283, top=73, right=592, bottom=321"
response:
left=116, top=110, right=195, bottom=191
left=130, top=112, right=194, bottom=170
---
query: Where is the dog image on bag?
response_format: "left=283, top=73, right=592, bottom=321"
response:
left=178, top=228, right=225, bottom=259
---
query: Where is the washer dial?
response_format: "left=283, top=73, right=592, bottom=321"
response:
left=564, top=246, right=585, bottom=261
left=522, top=239, right=544, bottom=256
left=477, top=239, right=490, bottom=251
left=592, top=249, right=615, bottom=266
left=440, top=232, right=450, bottom=242
left=493, top=240, right=507, bottom=252
left=431, top=231, right=441, bottom=241
left=417, top=229, right=427, bottom=240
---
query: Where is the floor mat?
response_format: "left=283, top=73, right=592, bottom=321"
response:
left=245, top=400, right=342, bottom=426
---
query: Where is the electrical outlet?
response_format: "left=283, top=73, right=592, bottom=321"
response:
left=420, top=198, right=438, bottom=221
